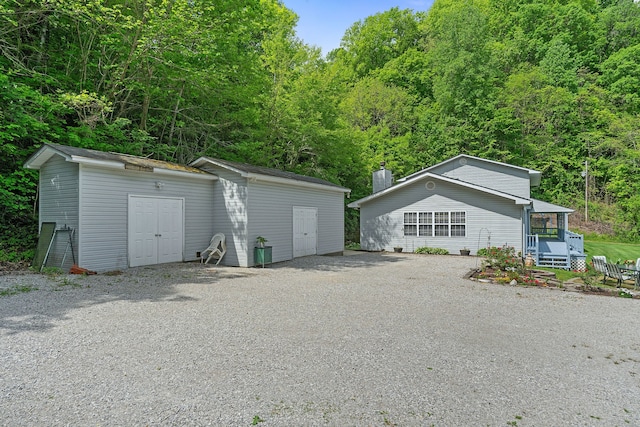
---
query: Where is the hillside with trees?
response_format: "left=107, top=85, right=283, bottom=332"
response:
left=2, top=0, right=640, bottom=260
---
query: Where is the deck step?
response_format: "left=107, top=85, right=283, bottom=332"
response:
left=537, top=253, right=570, bottom=269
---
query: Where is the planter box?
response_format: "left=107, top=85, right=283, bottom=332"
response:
left=254, top=246, right=272, bottom=267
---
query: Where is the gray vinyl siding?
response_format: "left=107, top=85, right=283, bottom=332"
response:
left=247, top=181, right=345, bottom=265
left=78, top=165, right=214, bottom=272
left=38, top=155, right=79, bottom=271
left=359, top=178, right=523, bottom=255
left=198, top=165, right=249, bottom=267
left=430, top=157, right=531, bottom=199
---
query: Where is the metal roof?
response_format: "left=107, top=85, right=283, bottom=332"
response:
left=398, top=154, right=542, bottom=187
left=531, top=199, right=574, bottom=213
left=25, top=143, right=211, bottom=177
left=348, top=172, right=531, bottom=208
left=191, top=157, right=350, bottom=193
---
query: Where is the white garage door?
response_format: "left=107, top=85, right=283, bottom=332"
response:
left=293, top=206, right=317, bottom=258
left=129, top=196, right=184, bottom=267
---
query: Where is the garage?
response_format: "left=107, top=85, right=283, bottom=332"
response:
left=25, top=143, right=216, bottom=272
left=25, top=143, right=350, bottom=271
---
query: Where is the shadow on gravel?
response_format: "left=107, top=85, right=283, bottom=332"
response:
left=0, top=262, right=251, bottom=336
left=1, top=254, right=414, bottom=336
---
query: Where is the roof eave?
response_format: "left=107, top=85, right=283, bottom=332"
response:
left=191, top=157, right=350, bottom=193
left=348, top=173, right=531, bottom=208
left=153, top=168, right=217, bottom=180
left=245, top=172, right=350, bottom=193
left=23, top=145, right=68, bottom=170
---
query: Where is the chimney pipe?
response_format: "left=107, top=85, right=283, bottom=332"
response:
left=372, top=163, right=393, bottom=193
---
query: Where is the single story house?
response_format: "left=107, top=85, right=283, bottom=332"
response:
left=24, top=143, right=350, bottom=272
left=348, top=155, right=585, bottom=270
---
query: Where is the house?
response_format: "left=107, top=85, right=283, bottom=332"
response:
left=348, top=155, right=586, bottom=270
left=24, top=143, right=350, bottom=272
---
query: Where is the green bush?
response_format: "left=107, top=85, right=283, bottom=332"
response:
left=477, top=247, right=490, bottom=257
left=415, top=247, right=449, bottom=255
left=481, top=246, right=522, bottom=271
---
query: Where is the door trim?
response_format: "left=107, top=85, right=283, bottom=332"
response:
left=128, top=195, right=185, bottom=267
left=293, top=206, right=317, bottom=258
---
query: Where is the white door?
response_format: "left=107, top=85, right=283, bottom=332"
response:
left=129, top=196, right=183, bottom=267
left=293, top=206, right=317, bottom=258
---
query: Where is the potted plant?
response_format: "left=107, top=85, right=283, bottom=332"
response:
left=460, top=247, right=471, bottom=256
left=254, top=236, right=272, bottom=267
left=256, top=236, right=268, bottom=248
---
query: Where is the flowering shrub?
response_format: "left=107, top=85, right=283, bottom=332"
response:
left=481, top=246, right=522, bottom=272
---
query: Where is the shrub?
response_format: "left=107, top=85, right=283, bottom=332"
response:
left=477, top=247, right=490, bottom=257
left=482, top=246, right=522, bottom=271
left=415, top=247, right=449, bottom=255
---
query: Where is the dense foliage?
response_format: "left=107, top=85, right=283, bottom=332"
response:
left=2, top=0, right=640, bottom=259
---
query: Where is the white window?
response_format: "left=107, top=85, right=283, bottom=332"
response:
left=403, top=211, right=466, bottom=237
left=403, top=212, right=417, bottom=236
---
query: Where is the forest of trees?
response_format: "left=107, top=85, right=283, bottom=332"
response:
left=2, top=0, right=640, bottom=260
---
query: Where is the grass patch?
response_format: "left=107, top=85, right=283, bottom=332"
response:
left=345, top=241, right=360, bottom=250
left=584, top=240, right=640, bottom=263
left=533, top=267, right=579, bottom=282
left=55, top=278, right=82, bottom=289
left=0, top=284, right=38, bottom=297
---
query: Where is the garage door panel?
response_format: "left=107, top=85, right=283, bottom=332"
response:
left=129, top=196, right=183, bottom=267
left=293, top=206, right=317, bottom=258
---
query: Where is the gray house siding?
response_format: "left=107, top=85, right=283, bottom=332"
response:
left=198, top=165, right=249, bottom=267
left=429, top=157, right=531, bottom=199
left=78, top=165, right=214, bottom=272
left=38, top=156, right=79, bottom=270
left=247, top=180, right=345, bottom=265
left=359, top=178, right=523, bottom=255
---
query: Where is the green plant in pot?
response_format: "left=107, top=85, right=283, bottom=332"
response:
left=256, top=236, right=268, bottom=248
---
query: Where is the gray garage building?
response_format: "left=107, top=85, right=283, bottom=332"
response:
left=25, top=144, right=350, bottom=272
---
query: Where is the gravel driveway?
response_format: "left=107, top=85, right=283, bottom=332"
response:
left=1, top=252, right=639, bottom=426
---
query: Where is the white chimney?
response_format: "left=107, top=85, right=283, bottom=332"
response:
left=372, top=162, right=392, bottom=193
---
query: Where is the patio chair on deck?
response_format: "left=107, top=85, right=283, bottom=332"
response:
left=201, top=233, right=227, bottom=265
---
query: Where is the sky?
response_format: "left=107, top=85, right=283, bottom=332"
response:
left=282, top=0, right=435, bottom=56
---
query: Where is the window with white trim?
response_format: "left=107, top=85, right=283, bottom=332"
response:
left=403, top=211, right=466, bottom=237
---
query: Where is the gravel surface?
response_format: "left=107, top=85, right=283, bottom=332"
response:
left=1, top=252, right=639, bottom=426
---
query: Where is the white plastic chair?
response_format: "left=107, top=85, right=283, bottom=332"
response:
left=201, top=233, right=226, bottom=265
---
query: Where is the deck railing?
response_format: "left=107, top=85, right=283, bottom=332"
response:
left=526, top=234, right=539, bottom=264
left=565, top=230, right=584, bottom=254
left=530, top=227, right=559, bottom=238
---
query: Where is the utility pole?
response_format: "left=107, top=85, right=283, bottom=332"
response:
left=582, top=160, right=588, bottom=222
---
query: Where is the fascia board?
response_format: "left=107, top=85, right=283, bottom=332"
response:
left=190, top=157, right=246, bottom=175
left=24, top=146, right=68, bottom=169
left=349, top=173, right=530, bottom=208
left=70, top=156, right=125, bottom=169
left=153, top=168, right=217, bottom=180
left=245, top=173, right=350, bottom=193
left=398, top=154, right=542, bottom=184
